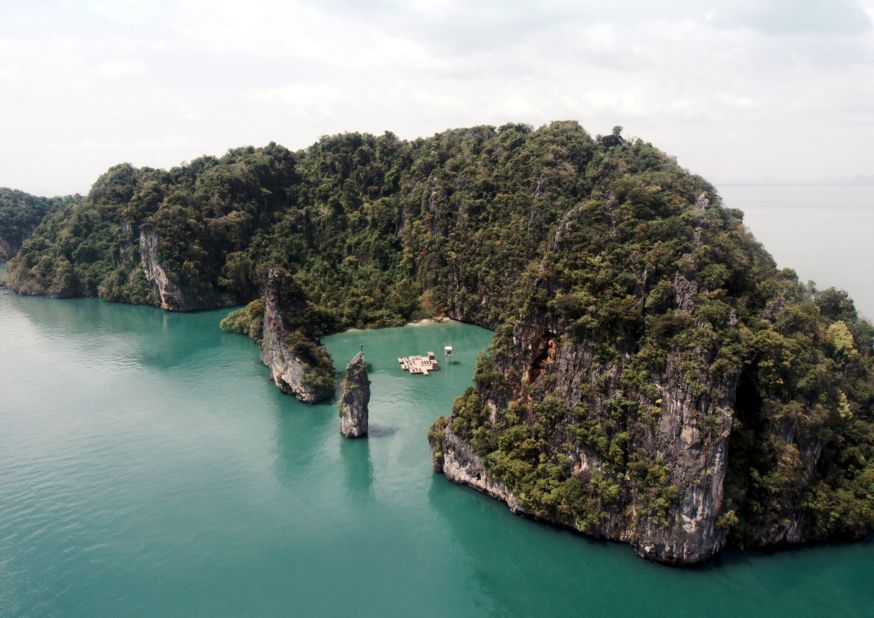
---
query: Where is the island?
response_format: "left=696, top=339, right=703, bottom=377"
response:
left=5, top=122, right=872, bottom=565
left=339, top=351, right=370, bottom=438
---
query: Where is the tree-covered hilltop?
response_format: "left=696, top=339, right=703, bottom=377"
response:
left=0, top=188, right=74, bottom=261
left=7, top=122, right=873, bottom=564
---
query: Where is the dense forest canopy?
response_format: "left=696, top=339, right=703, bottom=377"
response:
left=6, top=121, right=873, bottom=563
left=0, top=188, right=74, bottom=261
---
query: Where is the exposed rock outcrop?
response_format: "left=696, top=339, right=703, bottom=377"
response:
left=429, top=208, right=756, bottom=565
left=259, top=268, right=335, bottom=403
left=139, top=230, right=188, bottom=311
left=432, top=321, right=740, bottom=564
left=431, top=420, right=523, bottom=513
left=630, top=351, right=738, bottom=563
left=673, top=272, right=698, bottom=315
left=338, top=351, right=370, bottom=437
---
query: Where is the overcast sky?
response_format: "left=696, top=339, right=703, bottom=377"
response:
left=1, top=0, right=873, bottom=196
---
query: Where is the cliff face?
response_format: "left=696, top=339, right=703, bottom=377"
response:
left=259, top=268, right=335, bottom=404
left=431, top=421, right=524, bottom=513
left=338, top=351, right=370, bottom=437
left=633, top=353, right=737, bottom=562
left=430, top=187, right=873, bottom=565
left=138, top=228, right=239, bottom=312
left=432, top=312, right=738, bottom=563
left=139, top=230, right=189, bottom=311
left=428, top=202, right=740, bottom=563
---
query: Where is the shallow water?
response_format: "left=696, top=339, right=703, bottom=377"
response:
left=0, top=289, right=871, bottom=616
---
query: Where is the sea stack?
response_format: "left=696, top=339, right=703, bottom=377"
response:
left=259, top=268, right=335, bottom=403
left=339, top=351, right=370, bottom=438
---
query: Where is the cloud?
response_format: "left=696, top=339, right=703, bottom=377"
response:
left=0, top=0, right=872, bottom=195
left=245, top=83, right=344, bottom=120
left=714, top=0, right=872, bottom=35
left=93, top=60, right=146, bottom=79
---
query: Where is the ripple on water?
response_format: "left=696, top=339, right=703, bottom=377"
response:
left=1, top=295, right=872, bottom=617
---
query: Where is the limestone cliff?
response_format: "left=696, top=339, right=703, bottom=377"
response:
left=338, top=351, right=370, bottom=437
left=430, top=204, right=741, bottom=563
left=430, top=189, right=873, bottom=565
left=259, top=268, right=335, bottom=403
left=139, top=230, right=189, bottom=311
left=430, top=419, right=523, bottom=513
left=432, top=320, right=738, bottom=564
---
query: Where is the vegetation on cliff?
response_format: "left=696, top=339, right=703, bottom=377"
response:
left=0, top=188, right=74, bottom=261
left=220, top=299, right=265, bottom=342
left=6, top=122, right=872, bottom=562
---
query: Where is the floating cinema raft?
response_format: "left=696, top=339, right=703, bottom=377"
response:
left=398, top=352, right=440, bottom=375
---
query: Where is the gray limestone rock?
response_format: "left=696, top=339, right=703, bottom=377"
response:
left=339, top=351, right=370, bottom=438
left=259, top=268, right=335, bottom=403
left=139, top=230, right=188, bottom=311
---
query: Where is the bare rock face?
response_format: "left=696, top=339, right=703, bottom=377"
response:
left=338, top=352, right=370, bottom=437
left=673, top=272, right=698, bottom=315
left=630, top=351, right=738, bottom=564
left=139, top=230, right=188, bottom=311
left=259, top=268, right=335, bottom=403
left=429, top=210, right=742, bottom=566
left=431, top=420, right=523, bottom=513
left=431, top=329, right=739, bottom=564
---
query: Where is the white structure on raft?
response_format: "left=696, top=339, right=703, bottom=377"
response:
left=398, top=352, right=440, bottom=375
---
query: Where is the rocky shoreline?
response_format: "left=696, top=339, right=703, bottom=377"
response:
left=4, top=123, right=872, bottom=566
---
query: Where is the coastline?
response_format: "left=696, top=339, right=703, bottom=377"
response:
left=340, top=316, right=453, bottom=334
left=405, top=316, right=452, bottom=327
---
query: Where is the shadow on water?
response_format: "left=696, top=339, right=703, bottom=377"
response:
left=425, top=473, right=635, bottom=616
left=427, top=471, right=874, bottom=617
left=269, top=395, right=333, bottom=475
left=365, top=424, right=397, bottom=438
left=339, top=436, right=373, bottom=498
left=703, top=536, right=874, bottom=571
left=4, top=293, right=166, bottom=335
left=1, top=292, right=245, bottom=370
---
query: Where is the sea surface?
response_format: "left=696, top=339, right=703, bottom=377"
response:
left=0, top=290, right=871, bottom=617
left=719, top=185, right=874, bottom=320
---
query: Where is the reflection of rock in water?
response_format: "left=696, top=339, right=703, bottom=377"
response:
left=426, top=476, right=518, bottom=615
left=426, top=476, right=618, bottom=616
left=339, top=351, right=370, bottom=437
left=366, top=424, right=396, bottom=438
left=340, top=437, right=373, bottom=498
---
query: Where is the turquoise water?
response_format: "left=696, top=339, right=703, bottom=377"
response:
left=0, top=288, right=872, bottom=616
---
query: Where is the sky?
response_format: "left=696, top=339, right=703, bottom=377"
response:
left=1, top=0, right=873, bottom=196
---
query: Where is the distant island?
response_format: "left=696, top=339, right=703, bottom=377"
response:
left=717, top=174, right=874, bottom=187
left=4, top=122, right=872, bottom=565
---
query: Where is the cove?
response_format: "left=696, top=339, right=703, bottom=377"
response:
left=0, top=289, right=871, bottom=617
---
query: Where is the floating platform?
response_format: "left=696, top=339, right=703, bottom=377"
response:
left=398, top=352, right=439, bottom=375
